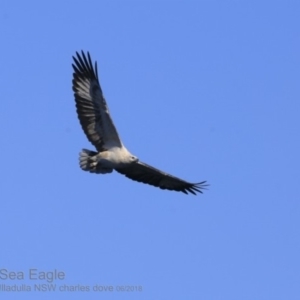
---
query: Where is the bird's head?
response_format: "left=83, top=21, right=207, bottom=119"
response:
left=130, top=155, right=139, bottom=163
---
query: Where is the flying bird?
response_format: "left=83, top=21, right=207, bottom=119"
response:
left=72, top=51, right=208, bottom=195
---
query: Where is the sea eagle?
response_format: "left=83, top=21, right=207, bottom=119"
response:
left=72, top=51, right=208, bottom=195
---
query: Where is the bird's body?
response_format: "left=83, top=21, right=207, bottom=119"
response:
left=79, top=147, right=137, bottom=173
left=72, top=51, right=207, bottom=195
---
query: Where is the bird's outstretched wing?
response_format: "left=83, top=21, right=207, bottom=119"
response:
left=116, top=161, right=208, bottom=195
left=72, top=51, right=122, bottom=151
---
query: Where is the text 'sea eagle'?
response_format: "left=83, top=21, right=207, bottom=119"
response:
left=72, top=51, right=208, bottom=195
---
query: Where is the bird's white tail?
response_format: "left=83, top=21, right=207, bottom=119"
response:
left=79, top=149, right=98, bottom=172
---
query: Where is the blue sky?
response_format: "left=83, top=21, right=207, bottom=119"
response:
left=1, top=1, right=299, bottom=299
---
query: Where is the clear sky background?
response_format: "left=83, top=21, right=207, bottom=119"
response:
left=0, top=1, right=299, bottom=299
